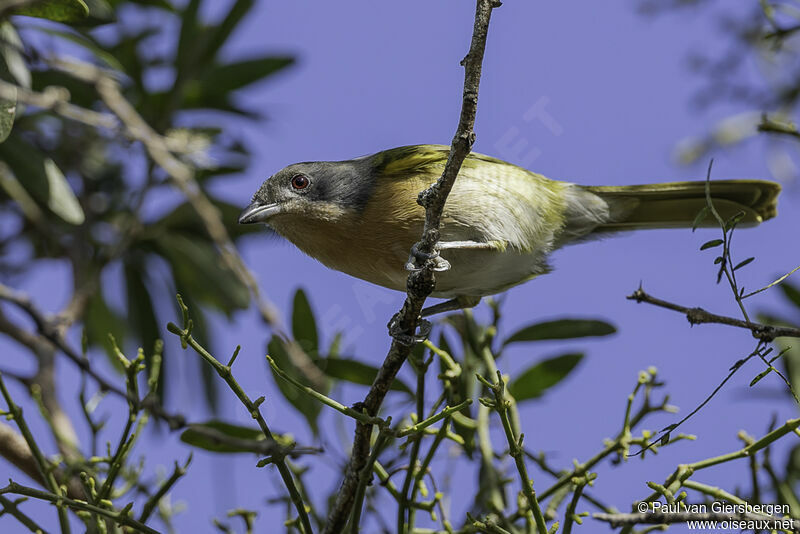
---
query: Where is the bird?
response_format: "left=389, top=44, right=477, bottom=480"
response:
left=239, top=144, right=780, bottom=316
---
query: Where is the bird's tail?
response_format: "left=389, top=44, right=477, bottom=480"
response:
left=583, top=180, right=781, bottom=232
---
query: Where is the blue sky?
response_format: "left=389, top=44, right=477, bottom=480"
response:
left=2, top=1, right=799, bottom=532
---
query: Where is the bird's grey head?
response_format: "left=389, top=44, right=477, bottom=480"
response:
left=238, top=159, right=374, bottom=225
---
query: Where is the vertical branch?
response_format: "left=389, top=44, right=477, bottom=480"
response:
left=323, top=1, right=501, bottom=532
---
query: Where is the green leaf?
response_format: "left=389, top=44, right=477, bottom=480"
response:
left=733, top=257, right=755, bottom=271
left=508, top=353, right=584, bottom=402
left=155, top=234, right=250, bottom=315
left=124, top=259, right=164, bottom=398
left=321, top=357, right=413, bottom=395
left=44, top=158, right=85, bottom=224
left=1, top=22, right=32, bottom=88
left=180, top=420, right=264, bottom=453
left=692, top=206, right=710, bottom=232
left=154, top=198, right=264, bottom=240
left=700, top=239, right=724, bottom=251
left=13, top=0, right=90, bottom=23
left=713, top=256, right=724, bottom=265
left=84, top=291, right=127, bottom=367
left=0, top=88, right=14, bottom=143
left=201, top=0, right=254, bottom=62
left=780, top=283, right=800, bottom=309
left=503, top=319, right=616, bottom=346
left=267, top=337, right=326, bottom=435
left=175, top=0, right=201, bottom=78
left=292, top=289, right=318, bottom=355
left=196, top=57, right=294, bottom=96
left=35, top=28, right=123, bottom=71
left=81, top=0, right=116, bottom=24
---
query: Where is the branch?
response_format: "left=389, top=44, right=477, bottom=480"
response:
left=627, top=287, right=800, bottom=341
left=323, top=1, right=500, bottom=531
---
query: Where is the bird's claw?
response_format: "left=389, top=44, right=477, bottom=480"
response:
left=387, top=313, right=432, bottom=346
left=405, top=243, right=451, bottom=273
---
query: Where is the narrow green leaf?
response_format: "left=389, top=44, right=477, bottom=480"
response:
left=292, top=289, right=318, bottom=355
left=0, top=88, right=14, bottom=143
left=508, top=353, right=584, bottom=402
left=44, top=158, right=85, bottom=224
left=1, top=22, right=32, bottom=88
left=124, top=259, right=164, bottom=399
left=724, top=211, right=746, bottom=231
left=691, top=206, right=710, bottom=232
left=714, top=256, right=724, bottom=265
left=198, top=57, right=294, bottom=95
left=733, top=257, right=755, bottom=271
left=700, top=239, right=724, bottom=251
left=35, top=28, right=123, bottom=71
left=749, top=367, right=774, bottom=387
left=503, top=319, right=616, bottom=346
left=13, top=0, right=90, bottom=22
left=84, top=291, right=127, bottom=368
left=201, top=0, right=255, bottom=62
left=321, top=357, right=413, bottom=395
left=180, top=420, right=264, bottom=453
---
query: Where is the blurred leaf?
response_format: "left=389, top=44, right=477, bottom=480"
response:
left=692, top=206, right=709, bottom=232
left=13, top=0, right=90, bottom=22
left=180, top=420, right=263, bottom=453
left=267, top=337, right=325, bottom=435
left=175, top=0, right=201, bottom=78
left=44, top=158, right=85, bottom=224
left=0, top=136, right=48, bottom=197
left=780, top=283, right=800, bottom=308
left=154, top=198, right=263, bottom=240
left=321, top=357, right=413, bottom=395
left=32, top=70, right=96, bottom=108
left=328, top=332, right=343, bottom=357
left=81, top=0, right=116, bottom=24
left=124, top=258, right=164, bottom=397
left=84, top=290, right=127, bottom=367
left=503, top=319, right=616, bottom=346
left=292, top=288, right=318, bottom=355
left=155, top=234, right=249, bottom=315
left=1, top=22, right=31, bottom=88
left=36, top=28, right=123, bottom=71
left=201, top=0, right=254, bottom=62
left=508, top=353, right=584, bottom=402
left=194, top=57, right=294, bottom=97
left=0, top=88, right=14, bottom=143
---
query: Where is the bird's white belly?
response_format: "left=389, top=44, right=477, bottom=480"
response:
left=429, top=247, right=550, bottom=298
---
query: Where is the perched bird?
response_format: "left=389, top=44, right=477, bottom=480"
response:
left=239, top=144, right=780, bottom=315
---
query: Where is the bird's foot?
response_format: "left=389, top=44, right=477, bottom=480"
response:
left=387, top=313, right=432, bottom=346
left=405, top=243, right=451, bottom=273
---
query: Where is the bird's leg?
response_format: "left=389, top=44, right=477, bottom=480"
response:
left=405, top=243, right=451, bottom=273
left=387, top=313, right=432, bottom=346
left=421, top=295, right=482, bottom=317
left=405, top=240, right=506, bottom=273
left=438, top=240, right=506, bottom=251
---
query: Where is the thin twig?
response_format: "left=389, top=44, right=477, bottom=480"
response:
left=322, top=2, right=500, bottom=531
left=627, top=287, right=800, bottom=341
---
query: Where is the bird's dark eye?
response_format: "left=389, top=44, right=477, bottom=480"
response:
left=291, top=174, right=310, bottom=190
